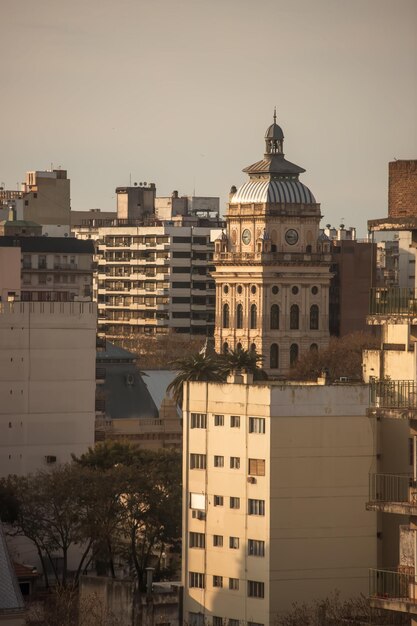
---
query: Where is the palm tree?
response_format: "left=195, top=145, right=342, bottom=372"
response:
left=167, top=352, right=225, bottom=406
left=222, top=348, right=268, bottom=381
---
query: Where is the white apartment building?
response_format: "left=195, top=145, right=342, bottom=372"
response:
left=94, top=224, right=221, bottom=339
left=182, top=376, right=376, bottom=625
left=0, top=301, right=96, bottom=476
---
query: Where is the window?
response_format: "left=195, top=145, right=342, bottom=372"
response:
left=222, top=304, right=230, bottom=328
left=311, top=286, right=319, bottom=295
left=270, top=343, right=279, bottom=369
left=248, top=539, right=265, bottom=556
left=249, top=417, right=265, bottom=434
left=213, top=576, right=223, bottom=588
left=290, top=304, right=299, bottom=329
left=213, top=618, right=223, bottom=626
left=272, top=285, right=279, bottom=295
left=214, top=495, right=224, bottom=506
left=38, top=274, right=47, bottom=284
left=270, top=304, right=279, bottom=330
left=229, top=578, right=239, bottom=590
left=290, top=343, right=299, bottom=367
left=38, top=255, right=47, bottom=269
left=189, top=572, right=205, bottom=588
left=248, top=622, right=264, bottom=626
left=248, top=499, right=265, bottom=516
left=310, top=343, right=318, bottom=352
left=190, top=532, right=205, bottom=548
left=229, top=536, right=239, bottom=549
left=191, top=413, right=207, bottom=429
left=214, top=414, right=224, bottom=426
left=189, top=614, right=204, bottom=626
left=230, top=457, right=240, bottom=469
left=229, top=497, right=240, bottom=509
left=250, top=304, right=257, bottom=329
left=213, top=535, right=223, bottom=547
left=229, top=620, right=239, bottom=626
left=236, top=304, right=243, bottom=329
left=230, top=415, right=240, bottom=428
left=214, top=455, right=224, bottom=467
left=248, top=580, right=265, bottom=598
left=249, top=459, right=265, bottom=476
left=190, top=493, right=206, bottom=510
left=190, top=454, right=206, bottom=470
left=223, top=342, right=229, bottom=354
left=310, top=304, right=319, bottom=330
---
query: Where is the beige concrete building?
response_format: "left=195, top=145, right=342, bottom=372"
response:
left=213, top=114, right=332, bottom=375
left=182, top=376, right=376, bottom=625
left=0, top=301, right=97, bottom=476
left=363, top=165, right=417, bottom=624
left=0, top=236, right=94, bottom=302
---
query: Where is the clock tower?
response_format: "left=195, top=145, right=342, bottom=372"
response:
left=213, top=114, right=332, bottom=374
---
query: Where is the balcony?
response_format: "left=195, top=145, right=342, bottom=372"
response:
left=369, top=379, right=417, bottom=419
left=369, top=568, right=417, bottom=615
left=369, top=288, right=417, bottom=317
left=95, top=367, right=106, bottom=382
left=214, top=250, right=331, bottom=266
left=367, top=473, right=417, bottom=515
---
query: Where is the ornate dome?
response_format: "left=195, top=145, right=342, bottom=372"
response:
left=230, top=179, right=315, bottom=205
left=265, top=121, right=284, bottom=142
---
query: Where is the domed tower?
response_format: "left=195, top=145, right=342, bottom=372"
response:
left=213, top=114, right=332, bottom=375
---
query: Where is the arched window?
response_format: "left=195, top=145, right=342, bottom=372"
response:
left=270, top=304, right=279, bottom=330
left=310, top=343, right=318, bottom=352
left=250, top=343, right=257, bottom=353
left=310, top=305, right=319, bottom=330
left=223, top=342, right=229, bottom=354
left=236, top=304, right=243, bottom=329
left=290, top=304, right=299, bottom=330
left=270, top=343, right=279, bottom=369
left=290, top=343, right=299, bottom=367
left=222, top=303, right=229, bottom=328
left=306, top=244, right=312, bottom=254
left=236, top=342, right=242, bottom=352
left=250, top=304, right=257, bottom=329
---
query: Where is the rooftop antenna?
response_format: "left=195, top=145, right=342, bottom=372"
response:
left=129, top=173, right=132, bottom=186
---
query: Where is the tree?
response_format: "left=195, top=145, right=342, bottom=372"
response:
left=289, top=332, right=380, bottom=382
left=223, top=348, right=268, bottom=380
left=167, top=352, right=226, bottom=405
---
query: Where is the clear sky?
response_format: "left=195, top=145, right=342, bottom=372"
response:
left=1, top=0, right=416, bottom=234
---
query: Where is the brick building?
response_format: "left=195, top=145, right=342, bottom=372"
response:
left=388, top=160, right=417, bottom=218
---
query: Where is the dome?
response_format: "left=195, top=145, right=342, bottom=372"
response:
left=230, top=179, right=315, bottom=205
left=265, top=122, right=284, bottom=142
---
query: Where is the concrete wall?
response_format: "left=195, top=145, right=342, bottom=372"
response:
left=0, top=301, right=96, bottom=476
left=23, top=170, right=70, bottom=227
left=0, top=248, right=21, bottom=301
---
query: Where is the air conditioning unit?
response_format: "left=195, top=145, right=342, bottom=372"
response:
left=247, top=476, right=256, bottom=484
left=45, top=455, right=57, bottom=464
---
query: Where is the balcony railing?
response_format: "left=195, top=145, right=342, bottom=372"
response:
left=370, top=380, right=417, bottom=409
left=369, top=473, right=416, bottom=504
left=370, top=568, right=416, bottom=603
left=370, top=288, right=417, bottom=315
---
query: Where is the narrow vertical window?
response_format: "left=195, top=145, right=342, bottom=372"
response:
left=270, top=304, right=279, bottom=330
left=290, top=343, right=299, bottom=367
left=290, top=304, right=299, bottom=330
left=223, top=304, right=230, bottom=328
left=310, top=304, right=319, bottom=330
left=270, top=343, right=279, bottom=369
left=236, top=304, right=243, bottom=329
left=250, top=304, right=257, bottom=329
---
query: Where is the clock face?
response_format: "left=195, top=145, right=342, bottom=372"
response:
left=285, top=229, right=299, bottom=245
left=242, top=229, right=251, bottom=245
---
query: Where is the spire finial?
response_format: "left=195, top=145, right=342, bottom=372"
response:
left=273, top=107, right=277, bottom=124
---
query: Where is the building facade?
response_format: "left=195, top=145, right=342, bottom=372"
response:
left=213, top=115, right=332, bottom=374
left=0, top=301, right=97, bottom=476
left=363, top=160, right=417, bottom=625
left=182, top=376, right=375, bottom=625
left=0, top=236, right=94, bottom=302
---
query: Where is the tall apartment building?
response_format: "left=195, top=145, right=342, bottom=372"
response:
left=182, top=376, right=375, bottom=625
left=0, top=169, right=71, bottom=237
left=213, top=114, right=331, bottom=375
left=0, top=236, right=94, bottom=302
left=363, top=160, right=417, bottom=625
left=73, top=185, right=223, bottom=340
left=0, top=301, right=97, bottom=476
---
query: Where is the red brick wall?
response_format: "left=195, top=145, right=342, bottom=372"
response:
left=388, top=160, right=417, bottom=217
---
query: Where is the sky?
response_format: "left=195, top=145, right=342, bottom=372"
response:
left=1, top=0, right=416, bottom=234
